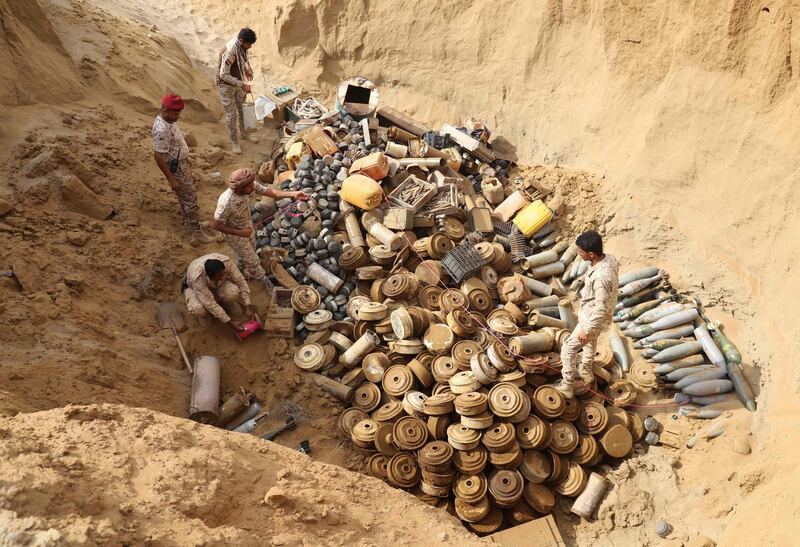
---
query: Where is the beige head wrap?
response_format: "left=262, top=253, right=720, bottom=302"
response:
left=228, top=168, right=256, bottom=190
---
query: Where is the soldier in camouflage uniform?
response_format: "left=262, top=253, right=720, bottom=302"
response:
left=217, top=28, right=257, bottom=154
left=213, top=167, right=307, bottom=293
left=152, top=94, right=214, bottom=244
left=556, top=231, right=620, bottom=399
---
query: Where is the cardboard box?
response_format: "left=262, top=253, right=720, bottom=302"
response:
left=489, top=515, right=565, bottom=547
left=468, top=207, right=494, bottom=233
left=384, top=208, right=415, bottom=230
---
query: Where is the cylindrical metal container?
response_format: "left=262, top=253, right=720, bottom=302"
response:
left=308, top=262, right=345, bottom=293
left=189, top=355, right=221, bottom=424
left=225, top=402, right=262, bottom=431
left=528, top=311, right=567, bottom=329
left=509, top=331, right=554, bottom=355
left=368, top=222, right=405, bottom=251
left=520, top=276, right=553, bottom=298
left=529, top=262, right=565, bottom=280
left=571, top=472, right=608, bottom=519
left=339, top=199, right=366, bottom=248
left=339, top=331, right=381, bottom=368
left=557, top=299, right=577, bottom=330
left=309, top=372, right=355, bottom=403
left=217, top=389, right=254, bottom=427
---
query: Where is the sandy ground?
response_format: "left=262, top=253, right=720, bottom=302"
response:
left=1, top=0, right=799, bottom=545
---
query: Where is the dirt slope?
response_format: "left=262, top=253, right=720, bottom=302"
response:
left=138, top=1, right=800, bottom=543
left=0, top=404, right=483, bottom=546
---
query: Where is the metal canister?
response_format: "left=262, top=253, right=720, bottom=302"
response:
left=308, top=262, right=345, bottom=293
left=189, top=356, right=221, bottom=424
left=339, top=331, right=381, bottom=368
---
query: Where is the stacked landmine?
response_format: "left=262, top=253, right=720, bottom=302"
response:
left=611, top=267, right=757, bottom=422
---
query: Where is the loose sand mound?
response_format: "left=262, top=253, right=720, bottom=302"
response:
left=1, top=0, right=799, bottom=545
left=0, top=404, right=482, bottom=546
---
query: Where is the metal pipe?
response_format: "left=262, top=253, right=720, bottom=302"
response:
left=397, top=157, right=445, bottom=168
left=189, top=355, right=221, bottom=424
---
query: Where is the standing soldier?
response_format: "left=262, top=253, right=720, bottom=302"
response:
left=152, top=94, right=215, bottom=244
left=556, top=231, right=619, bottom=399
left=217, top=27, right=257, bottom=155
left=213, top=168, right=308, bottom=293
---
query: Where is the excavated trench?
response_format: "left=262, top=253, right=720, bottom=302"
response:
left=1, top=0, right=799, bottom=545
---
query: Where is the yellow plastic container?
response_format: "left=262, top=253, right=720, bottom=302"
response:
left=286, top=141, right=310, bottom=170
left=512, top=199, right=554, bottom=237
left=341, top=174, right=383, bottom=210
left=350, top=152, right=389, bottom=181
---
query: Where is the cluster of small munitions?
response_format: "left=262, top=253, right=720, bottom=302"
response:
left=245, top=78, right=755, bottom=536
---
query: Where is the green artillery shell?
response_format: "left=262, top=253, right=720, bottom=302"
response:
left=709, top=326, right=743, bottom=365
left=653, top=341, right=703, bottom=363
left=652, top=354, right=706, bottom=375
left=644, top=339, right=687, bottom=351
left=618, top=287, right=662, bottom=310
left=726, top=362, right=757, bottom=412
left=675, top=368, right=728, bottom=390
left=664, top=365, right=717, bottom=382
left=619, top=296, right=671, bottom=322
left=635, top=325, right=695, bottom=348
left=683, top=379, right=733, bottom=397
left=618, top=266, right=660, bottom=287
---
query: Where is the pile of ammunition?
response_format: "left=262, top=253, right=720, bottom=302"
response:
left=255, top=81, right=755, bottom=535
left=612, top=267, right=757, bottom=422
left=262, top=94, right=652, bottom=533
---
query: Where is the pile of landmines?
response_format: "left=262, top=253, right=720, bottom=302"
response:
left=611, top=268, right=757, bottom=429
left=256, top=88, right=648, bottom=534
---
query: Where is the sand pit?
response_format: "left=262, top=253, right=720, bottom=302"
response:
left=1, top=0, right=799, bottom=545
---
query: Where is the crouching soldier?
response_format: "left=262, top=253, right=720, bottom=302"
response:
left=183, top=253, right=255, bottom=332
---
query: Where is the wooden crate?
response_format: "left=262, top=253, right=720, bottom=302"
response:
left=263, top=288, right=296, bottom=338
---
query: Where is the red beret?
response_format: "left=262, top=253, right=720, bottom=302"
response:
left=162, top=94, right=185, bottom=111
